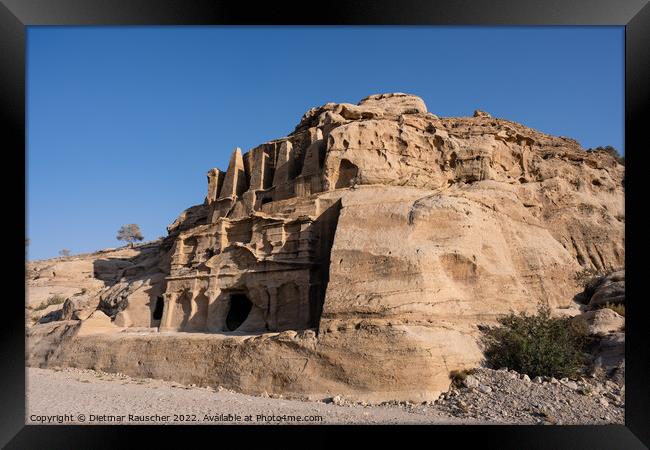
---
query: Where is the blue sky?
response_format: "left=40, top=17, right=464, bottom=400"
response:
left=26, top=26, right=624, bottom=260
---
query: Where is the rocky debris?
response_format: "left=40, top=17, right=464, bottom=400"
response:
left=462, top=374, right=480, bottom=388
left=561, top=379, right=579, bottom=390
left=27, top=355, right=625, bottom=425
left=432, top=368, right=624, bottom=424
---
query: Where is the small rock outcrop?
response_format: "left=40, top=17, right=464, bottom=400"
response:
left=586, top=270, right=625, bottom=307
left=572, top=308, right=624, bottom=336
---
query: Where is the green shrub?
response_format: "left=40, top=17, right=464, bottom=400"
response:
left=481, top=304, right=589, bottom=379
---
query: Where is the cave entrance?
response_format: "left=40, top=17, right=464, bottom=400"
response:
left=335, top=159, right=359, bottom=189
left=226, top=292, right=253, bottom=331
left=152, top=296, right=164, bottom=321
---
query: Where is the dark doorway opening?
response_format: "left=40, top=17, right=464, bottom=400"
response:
left=153, top=296, right=164, bottom=320
left=226, top=293, right=253, bottom=331
left=335, top=159, right=359, bottom=189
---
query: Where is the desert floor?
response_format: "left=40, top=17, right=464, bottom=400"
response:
left=26, top=366, right=623, bottom=425
left=26, top=367, right=472, bottom=425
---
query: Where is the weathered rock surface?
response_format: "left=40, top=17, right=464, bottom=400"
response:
left=589, top=332, right=625, bottom=377
left=27, top=241, right=172, bottom=328
left=587, top=270, right=625, bottom=307
left=76, top=310, right=121, bottom=336
left=61, top=294, right=97, bottom=321
left=572, top=308, right=624, bottom=336
left=27, top=93, right=624, bottom=402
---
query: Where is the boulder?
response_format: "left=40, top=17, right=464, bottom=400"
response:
left=463, top=375, right=480, bottom=389
left=588, top=271, right=625, bottom=307
left=551, top=305, right=583, bottom=318
left=572, top=309, right=624, bottom=336
left=61, top=295, right=97, bottom=321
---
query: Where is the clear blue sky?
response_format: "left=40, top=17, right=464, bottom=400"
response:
left=27, top=26, right=624, bottom=261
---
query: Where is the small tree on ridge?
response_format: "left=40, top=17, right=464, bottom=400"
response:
left=116, top=224, right=144, bottom=248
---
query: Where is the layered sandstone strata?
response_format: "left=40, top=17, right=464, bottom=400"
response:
left=27, top=93, right=624, bottom=402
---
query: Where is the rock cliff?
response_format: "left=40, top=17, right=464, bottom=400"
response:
left=27, top=93, right=624, bottom=402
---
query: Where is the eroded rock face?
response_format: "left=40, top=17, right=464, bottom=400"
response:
left=61, top=294, right=96, bottom=321
left=26, top=93, right=624, bottom=402
left=27, top=241, right=173, bottom=328
left=588, top=271, right=625, bottom=307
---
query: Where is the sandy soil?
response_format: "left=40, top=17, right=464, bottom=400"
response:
left=26, top=367, right=474, bottom=425
left=27, top=366, right=622, bottom=426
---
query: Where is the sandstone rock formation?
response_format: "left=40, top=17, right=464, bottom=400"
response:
left=26, top=93, right=624, bottom=402
left=584, top=270, right=625, bottom=307
left=570, top=270, right=626, bottom=379
left=572, top=308, right=624, bottom=336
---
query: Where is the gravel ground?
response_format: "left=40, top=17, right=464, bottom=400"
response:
left=26, top=368, right=471, bottom=425
left=26, top=367, right=624, bottom=425
left=435, top=368, right=625, bottom=425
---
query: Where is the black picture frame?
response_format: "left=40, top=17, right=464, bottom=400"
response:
left=2, top=0, right=648, bottom=448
